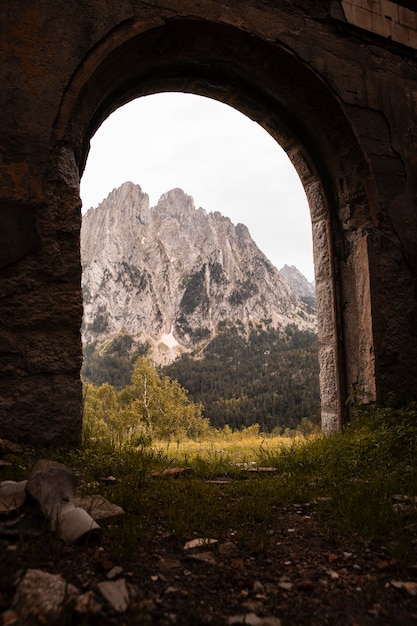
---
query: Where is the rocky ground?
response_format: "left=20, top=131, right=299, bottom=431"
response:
left=1, top=444, right=417, bottom=625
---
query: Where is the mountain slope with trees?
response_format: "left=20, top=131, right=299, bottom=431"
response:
left=164, top=322, right=319, bottom=432
left=81, top=182, right=319, bottom=432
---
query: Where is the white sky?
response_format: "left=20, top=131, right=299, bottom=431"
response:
left=80, top=93, right=314, bottom=282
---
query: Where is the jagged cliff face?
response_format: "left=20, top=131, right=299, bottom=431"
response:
left=81, top=182, right=316, bottom=362
left=280, top=264, right=316, bottom=300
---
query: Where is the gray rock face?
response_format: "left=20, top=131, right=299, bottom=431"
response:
left=81, top=182, right=316, bottom=362
left=280, top=264, right=315, bottom=299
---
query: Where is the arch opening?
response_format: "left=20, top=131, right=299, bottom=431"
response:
left=80, top=92, right=320, bottom=435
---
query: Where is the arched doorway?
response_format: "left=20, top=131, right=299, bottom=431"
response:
left=53, top=18, right=377, bottom=435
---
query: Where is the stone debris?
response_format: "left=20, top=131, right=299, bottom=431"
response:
left=245, top=467, right=280, bottom=473
left=101, top=475, right=117, bottom=483
left=158, top=556, right=182, bottom=569
left=0, top=512, right=43, bottom=540
left=73, top=494, right=125, bottom=520
left=0, top=440, right=23, bottom=458
left=184, top=537, right=218, bottom=550
left=0, top=481, right=27, bottom=513
left=186, top=551, right=217, bottom=565
left=392, top=494, right=417, bottom=514
left=11, top=569, right=79, bottom=624
left=26, top=460, right=101, bottom=544
left=97, top=578, right=129, bottom=612
left=107, top=565, right=124, bottom=580
left=74, top=590, right=102, bottom=615
left=278, top=581, right=293, bottom=591
left=0, top=609, right=19, bottom=625
left=218, top=541, right=239, bottom=556
left=390, top=580, right=417, bottom=596
left=151, top=467, right=194, bottom=478
left=0, top=466, right=123, bottom=544
left=228, top=612, right=281, bottom=625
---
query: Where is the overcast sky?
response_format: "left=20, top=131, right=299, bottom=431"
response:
left=80, top=93, right=314, bottom=282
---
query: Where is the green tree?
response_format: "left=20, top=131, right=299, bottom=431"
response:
left=119, top=356, right=208, bottom=447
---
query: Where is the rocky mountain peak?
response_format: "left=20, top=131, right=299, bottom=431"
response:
left=81, top=183, right=316, bottom=364
left=280, top=264, right=315, bottom=299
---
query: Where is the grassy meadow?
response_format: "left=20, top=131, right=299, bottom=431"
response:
left=3, top=401, right=417, bottom=567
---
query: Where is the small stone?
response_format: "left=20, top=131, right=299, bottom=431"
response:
left=246, top=467, right=279, bottom=473
left=107, top=566, right=124, bottom=580
left=253, top=580, right=265, bottom=594
left=0, top=609, right=18, bottom=625
left=97, top=578, right=129, bottom=612
left=101, top=475, right=117, bottom=482
left=228, top=612, right=281, bottom=625
left=278, top=581, right=293, bottom=591
left=137, top=598, right=156, bottom=612
left=152, top=467, right=193, bottom=478
left=0, top=440, right=23, bottom=458
left=376, top=559, right=397, bottom=571
left=75, top=590, right=102, bottom=615
left=99, top=555, right=114, bottom=572
left=297, top=579, right=315, bottom=591
left=184, top=538, right=218, bottom=550
left=391, top=581, right=417, bottom=597
left=187, top=551, right=216, bottom=565
left=11, top=569, right=79, bottom=624
left=73, top=494, right=124, bottom=520
left=219, top=541, right=239, bottom=556
left=0, top=481, right=27, bottom=513
left=158, top=556, right=182, bottom=569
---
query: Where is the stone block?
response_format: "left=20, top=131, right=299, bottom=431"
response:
left=362, top=0, right=381, bottom=16
left=383, top=0, right=399, bottom=22
left=409, top=26, right=417, bottom=48
left=315, top=279, right=336, bottom=343
left=305, top=180, right=327, bottom=222
left=398, top=6, right=416, bottom=29
left=288, top=148, right=314, bottom=185
left=312, top=220, right=331, bottom=280
left=392, top=21, right=411, bottom=45
left=349, top=5, right=374, bottom=30
left=371, top=12, right=392, bottom=37
left=321, top=410, right=341, bottom=434
left=318, top=344, right=339, bottom=410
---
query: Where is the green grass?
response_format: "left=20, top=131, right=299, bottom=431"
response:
left=2, top=402, right=417, bottom=567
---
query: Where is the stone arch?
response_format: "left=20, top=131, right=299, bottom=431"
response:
left=8, top=0, right=417, bottom=446
left=53, top=18, right=377, bottom=433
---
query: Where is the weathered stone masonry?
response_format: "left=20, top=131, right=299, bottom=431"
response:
left=1, top=0, right=417, bottom=443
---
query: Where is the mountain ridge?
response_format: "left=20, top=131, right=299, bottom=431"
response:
left=81, top=181, right=316, bottom=365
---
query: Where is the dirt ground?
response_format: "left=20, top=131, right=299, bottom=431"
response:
left=1, top=444, right=417, bottom=625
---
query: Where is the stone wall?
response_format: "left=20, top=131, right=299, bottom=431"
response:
left=340, top=0, right=417, bottom=49
left=1, top=0, right=417, bottom=443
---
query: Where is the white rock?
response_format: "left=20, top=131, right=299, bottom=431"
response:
left=97, top=578, right=129, bottom=612
left=391, top=580, right=417, bottom=596
left=228, top=613, right=281, bottom=625
left=12, top=569, right=79, bottom=623
left=0, top=480, right=27, bottom=512
left=184, top=537, right=218, bottom=550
